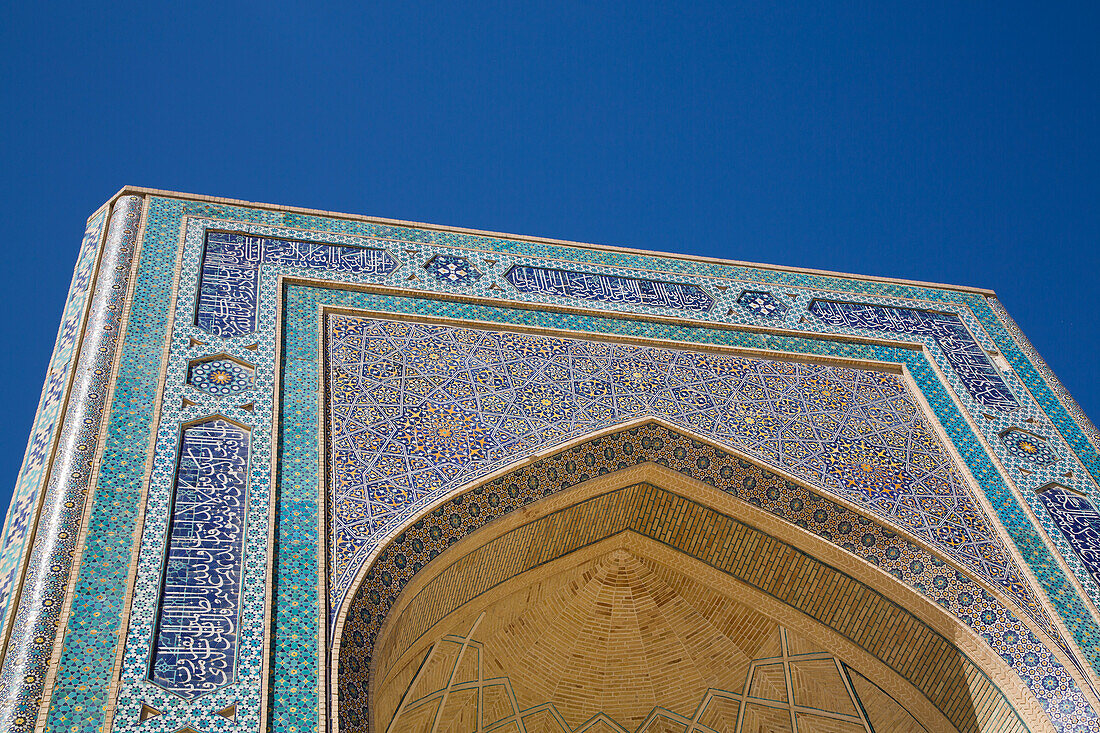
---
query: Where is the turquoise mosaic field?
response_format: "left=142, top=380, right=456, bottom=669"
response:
left=27, top=194, right=1100, bottom=733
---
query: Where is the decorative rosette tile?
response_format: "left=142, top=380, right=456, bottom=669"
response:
left=1000, top=428, right=1058, bottom=465
left=424, top=254, right=483, bottom=284
left=737, top=290, right=787, bottom=318
left=188, top=357, right=255, bottom=396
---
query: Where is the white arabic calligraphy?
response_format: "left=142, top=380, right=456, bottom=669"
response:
left=147, top=419, right=249, bottom=699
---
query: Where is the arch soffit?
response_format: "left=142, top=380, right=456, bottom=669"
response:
left=375, top=532, right=959, bottom=733
left=363, top=470, right=1044, bottom=733
left=332, top=422, right=1058, bottom=733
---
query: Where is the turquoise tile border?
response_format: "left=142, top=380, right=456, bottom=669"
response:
left=0, top=198, right=141, bottom=733
left=281, top=285, right=1100, bottom=732
left=39, top=194, right=1100, bottom=733
left=0, top=207, right=107, bottom=642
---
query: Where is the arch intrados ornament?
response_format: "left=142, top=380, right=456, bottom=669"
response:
left=331, top=420, right=1080, bottom=733
left=372, top=532, right=957, bottom=733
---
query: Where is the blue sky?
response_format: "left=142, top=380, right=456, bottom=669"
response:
left=0, top=2, right=1097, bottom=514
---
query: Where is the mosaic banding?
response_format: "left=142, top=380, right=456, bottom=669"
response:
left=0, top=197, right=141, bottom=732
left=0, top=208, right=109, bottom=638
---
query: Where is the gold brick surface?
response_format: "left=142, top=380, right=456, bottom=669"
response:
left=370, top=481, right=1030, bottom=733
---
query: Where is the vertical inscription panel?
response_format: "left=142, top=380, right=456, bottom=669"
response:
left=1039, top=486, right=1100, bottom=586
left=148, top=419, right=250, bottom=700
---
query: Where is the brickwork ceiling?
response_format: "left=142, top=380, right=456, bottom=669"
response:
left=353, top=478, right=1040, bottom=733
left=378, top=546, right=925, bottom=733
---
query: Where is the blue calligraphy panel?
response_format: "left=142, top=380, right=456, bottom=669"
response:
left=195, top=232, right=398, bottom=338
left=148, top=419, right=250, bottom=700
left=809, top=299, right=1019, bottom=412
left=195, top=238, right=260, bottom=339
left=505, top=264, right=714, bottom=312
left=1038, top=487, right=1100, bottom=585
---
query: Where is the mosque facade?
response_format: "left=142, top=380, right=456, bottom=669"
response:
left=0, top=188, right=1096, bottom=733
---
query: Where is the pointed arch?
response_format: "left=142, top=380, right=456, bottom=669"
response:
left=331, top=422, right=1081, bottom=733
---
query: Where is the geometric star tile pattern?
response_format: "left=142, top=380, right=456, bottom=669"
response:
left=327, top=315, right=1043, bottom=625
left=338, top=426, right=1095, bottom=733
left=187, top=356, right=255, bottom=396
left=424, top=255, right=483, bottom=285
left=1001, top=428, right=1059, bottom=466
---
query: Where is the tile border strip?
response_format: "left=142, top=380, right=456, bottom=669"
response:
left=22, top=192, right=1100, bottom=733
left=0, top=206, right=110, bottom=648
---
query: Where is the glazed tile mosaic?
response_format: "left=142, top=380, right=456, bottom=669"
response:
left=335, top=425, right=1093, bottom=733
left=148, top=418, right=250, bottom=699
left=1038, top=487, right=1100, bottom=586
left=736, top=289, right=787, bottom=318
left=1002, top=429, right=1060, bottom=466
left=325, top=315, right=1042, bottom=631
left=0, top=189, right=1095, bottom=733
left=188, top=356, right=255, bottom=396
left=808, top=299, right=1019, bottom=412
left=0, top=197, right=140, bottom=733
left=0, top=207, right=107, bottom=637
left=196, top=231, right=398, bottom=337
left=505, top=264, right=715, bottom=311
left=425, top=254, right=483, bottom=284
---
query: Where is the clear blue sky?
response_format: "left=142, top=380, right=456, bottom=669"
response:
left=0, top=2, right=1097, bottom=515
